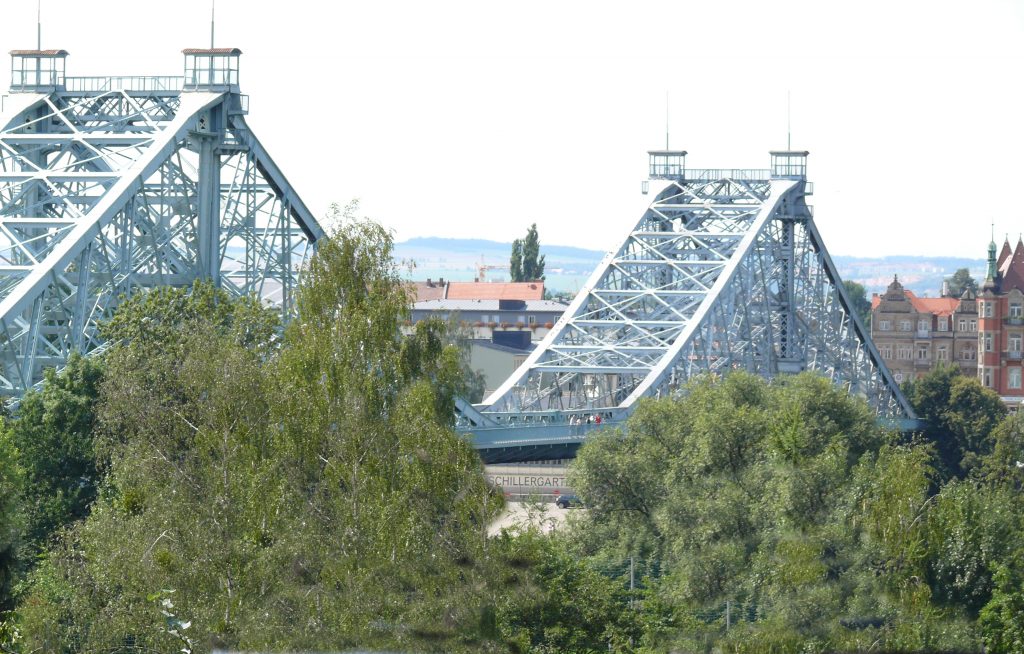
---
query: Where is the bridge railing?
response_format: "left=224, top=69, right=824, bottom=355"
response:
left=63, top=76, right=184, bottom=93
left=685, top=168, right=773, bottom=181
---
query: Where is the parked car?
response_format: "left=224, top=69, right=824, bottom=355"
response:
left=555, top=494, right=583, bottom=509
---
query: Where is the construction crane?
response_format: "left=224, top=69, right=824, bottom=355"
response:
left=476, top=257, right=509, bottom=282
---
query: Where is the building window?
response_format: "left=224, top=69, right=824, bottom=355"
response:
left=938, top=317, right=948, bottom=331
left=982, top=301, right=994, bottom=318
left=880, top=345, right=892, bottom=359
left=1011, top=368, right=1022, bottom=390
left=982, top=368, right=993, bottom=388
left=959, top=318, right=967, bottom=331
left=899, top=320, right=912, bottom=332
left=879, top=320, right=892, bottom=331
left=962, top=348, right=976, bottom=361
left=916, top=347, right=929, bottom=360
left=1012, top=303, right=1023, bottom=318
left=1012, top=334, right=1022, bottom=353
left=917, top=319, right=930, bottom=333
left=983, top=332, right=994, bottom=352
left=897, top=346, right=911, bottom=360
left=937, top=346, right=948, bottom=361
left=970, top=319, right=977, bottom=332
left=528, top=315, right=536, bottom=325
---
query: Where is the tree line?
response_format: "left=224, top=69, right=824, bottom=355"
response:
left=0, top=208, right=1021, bottom=652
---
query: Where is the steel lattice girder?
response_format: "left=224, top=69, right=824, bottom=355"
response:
left=0, top=88, right=324, bottom=395
left=461, top=174, right=913, bottom=451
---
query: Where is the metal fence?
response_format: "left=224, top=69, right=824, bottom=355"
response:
left=63, top=76, right=184, bottom=92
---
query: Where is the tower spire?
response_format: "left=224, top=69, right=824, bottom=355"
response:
left=986, top=227, right=999, bottom=287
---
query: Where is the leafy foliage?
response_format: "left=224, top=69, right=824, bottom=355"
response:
left=0, top=430, right=21, bottom=613
left=842, top=279, right=871, bottom=326
left=568, top=371, right=1022, bottom=653
left=494, top=530, right=641, bottom=653
left=510, top=223, right=545, bottom=282
left=946, top=267, right=978, bottom=297
left=15, top=204, right=504, bottom=653
left=904, top=364, right=1007, bottom=480
left=980, top=555, right=1024, bottom=654
left=8, top=353, right=102, bottom=557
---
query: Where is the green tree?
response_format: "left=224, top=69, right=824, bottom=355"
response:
left=0, top=429, right=21, bottom=613
left=510, top=223, right=545, bottom=282
left=924, top=481, right=1019, bottom=614
left=980, top=555, right=1024, bottom=654
left=567, top=371, right=992, bottom=653
left=842, top=279, right=871, bottom=326
left=9, top=353, right=103, bottom=556
left=980, top=412, right=1024, bottom=488
left=17, top=204, right=503, bottom=653
left=494, top=531, right=641, bottom=653
left=946, top=267, right=978, bottom=298
left=903, top=364, right=1007, bottom=479
left=509, top=239, right=523, bottom=284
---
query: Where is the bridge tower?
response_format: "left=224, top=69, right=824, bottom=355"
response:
left=458, top=149, right=913, bottom=462
left=0, top=47, right=323, bottom=396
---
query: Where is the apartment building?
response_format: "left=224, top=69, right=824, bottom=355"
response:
left=870, top=276, right=978, bottom=385
left=977, top=238, right=1024, bottom=409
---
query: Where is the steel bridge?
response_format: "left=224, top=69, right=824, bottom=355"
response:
left=0, top=48, right=323, bottom=395
left=457, top=150, right=915, bottom=462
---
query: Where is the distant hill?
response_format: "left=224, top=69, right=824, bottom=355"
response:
left=832, top=255, right=986, bottom=297
left=394, top=238, right=986, bottom=298
left=398, top=237, right=605, bottom=262
left=394, top=237, right=606, bottom=294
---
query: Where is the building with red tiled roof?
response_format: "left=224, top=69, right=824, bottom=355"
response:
left=978, top=237, right=1024, bottom=409
left=446, top=281, right=544, bottom=301
left=870, top=276, right=978, bottom=385
left=409, top=278, right=447, bottom=302
left=407, top=279, right=545, bottom=302
left=403, top=280, right=566, bottom=397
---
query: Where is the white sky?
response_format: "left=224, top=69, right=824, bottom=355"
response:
left=2, top=0, right=1023, bottom=258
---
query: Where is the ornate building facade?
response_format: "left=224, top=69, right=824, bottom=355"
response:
left=977, top=238, right=1024, bottom=410
left=871, top=237, right=1024, bottom=412
left=870, top=277, right=978, bottom=385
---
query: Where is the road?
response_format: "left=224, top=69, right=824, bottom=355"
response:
left=487, top=500, right=583, bottom=536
